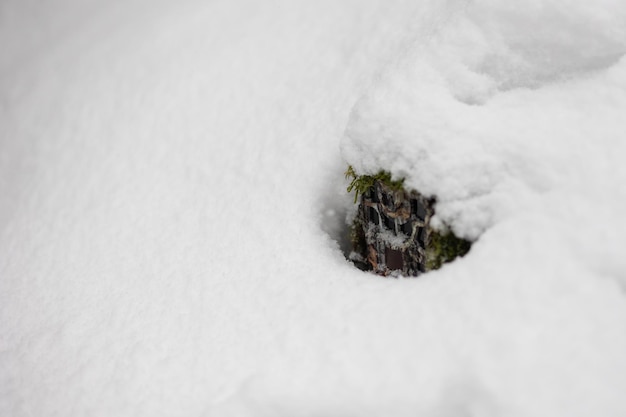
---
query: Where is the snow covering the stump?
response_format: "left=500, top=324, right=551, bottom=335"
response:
left=1, top=0, right=626, bottom=416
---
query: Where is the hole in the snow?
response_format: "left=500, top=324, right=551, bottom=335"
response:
left=343, top=166, right=472, bottom=277
left=320, top=206, right=352, bottom=259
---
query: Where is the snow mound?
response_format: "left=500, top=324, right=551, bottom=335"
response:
left=342, top=0, right=626, bottom=244
left=2, top=0, right=626, bottom=416
left=341, top=1, right=626, bottom=412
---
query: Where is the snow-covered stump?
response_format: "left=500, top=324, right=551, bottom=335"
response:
left=347, top=168, right=471, bottom=277
left=350, top=180, right=431, bottom=276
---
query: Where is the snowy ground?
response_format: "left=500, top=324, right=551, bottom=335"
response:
left=2, top=1, right=626, bottom=416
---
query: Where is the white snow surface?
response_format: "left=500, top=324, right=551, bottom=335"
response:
left=2, top=0, right=626, bottom=416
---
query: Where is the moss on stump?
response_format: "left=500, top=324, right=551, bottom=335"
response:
left=346, top=166, right=471, bottom=277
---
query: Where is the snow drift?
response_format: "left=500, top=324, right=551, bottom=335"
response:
left=2, top=0, right=626, bottom=416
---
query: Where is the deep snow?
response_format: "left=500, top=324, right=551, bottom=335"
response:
left=2, top=1, right=626, bottom=416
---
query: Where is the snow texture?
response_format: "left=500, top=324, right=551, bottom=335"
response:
left=1, top=0, right=626, bottom=416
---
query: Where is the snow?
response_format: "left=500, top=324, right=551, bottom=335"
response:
left=1, top=0, right=626, bottom=416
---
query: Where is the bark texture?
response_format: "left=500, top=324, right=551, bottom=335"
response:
left=349, top=179, right=470, bottom=277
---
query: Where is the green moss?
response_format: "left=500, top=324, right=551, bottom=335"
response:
left=425, top=229, right=472, bottom=271
left=345, top=165, right=404, bottom=203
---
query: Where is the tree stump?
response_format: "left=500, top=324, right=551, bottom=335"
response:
left=347, top=170, right=471, bottom=277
